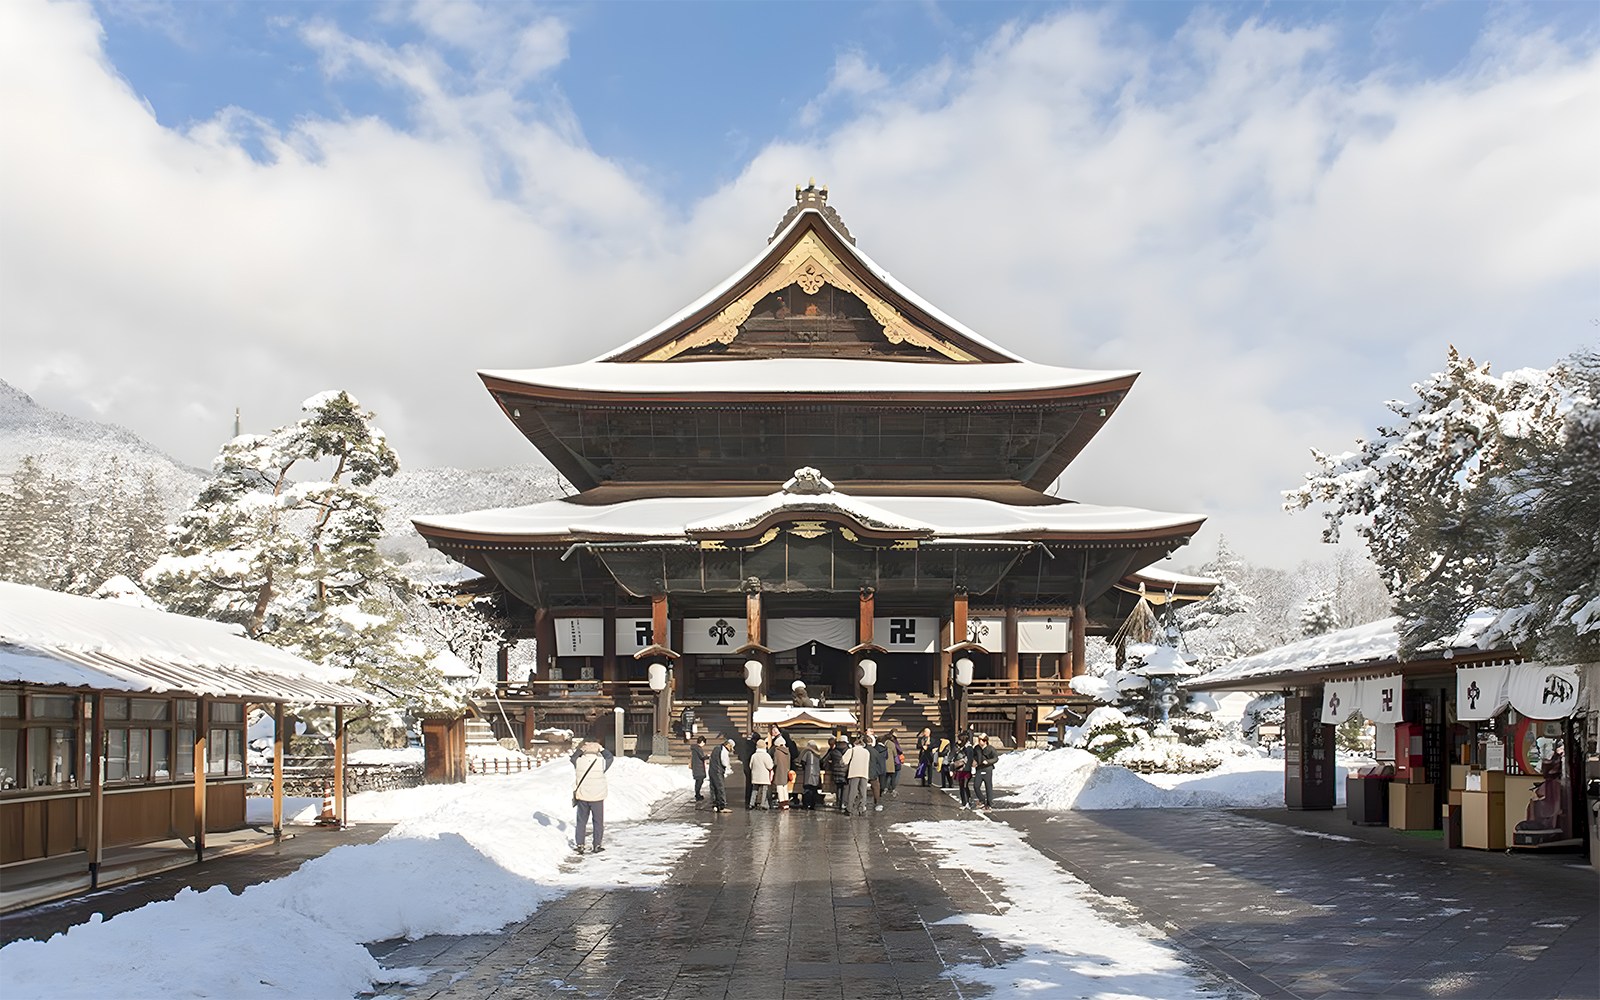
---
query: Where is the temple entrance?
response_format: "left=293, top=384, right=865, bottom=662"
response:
left=770, top=643, right=853, bottom=705
left=877, top=653, right=935, bottom=697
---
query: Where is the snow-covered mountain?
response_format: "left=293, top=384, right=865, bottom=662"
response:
left=0, top=379, right=206, bottom=511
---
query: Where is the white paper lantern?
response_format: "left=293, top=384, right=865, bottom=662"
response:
left=648, top=662, right=667, bottom=692
left=744, top=659, right=763, bottom=689
left=857, top=658, right=877, bottom=688
left=954, top=657, right=974, bottom=687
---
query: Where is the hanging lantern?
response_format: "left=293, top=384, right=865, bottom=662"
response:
left=744, top=659, right=763, bottom=689
left=648, top=661, right=667, bottom=692
left=954, top=657, right=974, bottom=687
left=857, top=658, right=877, bottom=688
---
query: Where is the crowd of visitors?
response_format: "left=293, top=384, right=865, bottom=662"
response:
left=680, top=723, right=1002, bottom=818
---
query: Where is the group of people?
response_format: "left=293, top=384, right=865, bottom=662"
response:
left=688, top=725, right=910, bottom=816
left=571, top=723, right=1004, bottom=854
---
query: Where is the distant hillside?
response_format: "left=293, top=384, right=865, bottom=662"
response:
left=0, top=379, right=207, bottom=512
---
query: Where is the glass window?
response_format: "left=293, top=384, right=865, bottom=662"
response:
left=103, top=697, right=129, bottom=721
left=131, top=699, right=169, bottom=722
left=207, top=729, right=227, bottom=775
left=151, top=729, right=170, bottom=780
left=31, top=696, right=76, bottom=719
left=1, top=692, right=19, bottom=718
left=0, top=729, right=17, bottom=789
left=227, top=730, right=244, bottom=775
left=105, top=729, right=128, bottom=782
left=53, top=728, right=77, bottom=786
left=209, top=703, right=243, bottom=724
left=29, top=726, right=72, bottom=786
left=129, top=729, right=148, bottom=782
left=175, top=700, right=197, bottom=723
left=175, top=729, right=194, bottom=777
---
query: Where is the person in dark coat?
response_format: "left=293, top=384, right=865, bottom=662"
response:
left=690, top=735, right=709, bottom=803
left=799, top=740, right=825, bottom=810
left=972, top=732, right=1000, bottom=810
left=866, top=733, right=888, bottom=812
left=708, top=738, right=735, bottom=813
left=824, top=737, right=850, bottom=812
left=916, top=728, right=934, bottom=786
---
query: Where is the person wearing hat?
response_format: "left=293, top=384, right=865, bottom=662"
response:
left=708, top=738, right=736, bottom=813
left=570, top=740, right=614, bottom=854
left=798, top=739, right=825, bottom=810
left=748, top=738, right=775, bottom=810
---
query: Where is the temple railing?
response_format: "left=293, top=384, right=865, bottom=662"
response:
left=963, top=678, right=1077, bottom=699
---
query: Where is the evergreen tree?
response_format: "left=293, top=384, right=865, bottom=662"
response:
left=1298, top=590, right=1340, bottom=636
left=145, top=391, right=458, bottom=717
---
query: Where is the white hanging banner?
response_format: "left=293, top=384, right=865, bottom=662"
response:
left=873, top=616, right=939, bottom=653
left=554, top=618, right=604, bottom=657
left=1455, top=664, right=1510, bottom=721
left=1359, top=675, right=1405, bottom=724
left=766, top=618, right=855, bottom=652
left=966, top=617, right=1004, bottom=649
left=1321, top=679, right=1361, bottom=725
left=615, top=617, right=654, bottom=655
left=682, top=617, right=747, bottom=655
left=1506, top=662, right=1580, bottom=720
left=1018, top=617, right=1070, bottom=653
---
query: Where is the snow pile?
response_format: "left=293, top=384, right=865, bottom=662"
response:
left=1, top=760, right=696, bottom=999
left=996, top=748, right=1336, bottom=810
left=1110, top=740, right=1222, bottom=774
left=348, top=747, right=424, bottom=765
left=897, top=820, right=1206, bottom=998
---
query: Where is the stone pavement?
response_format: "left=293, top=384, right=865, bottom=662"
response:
left=1005, top=808, right=1598, bottom=1000
left=369, top=783, right=1038, bottom=1000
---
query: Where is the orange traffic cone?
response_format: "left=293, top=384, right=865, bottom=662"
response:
left=316, top=783, right=338, bottom=826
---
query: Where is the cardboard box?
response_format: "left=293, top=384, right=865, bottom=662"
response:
left=1389, top=781, right=1436, bottom=831
left=1463, top=790, right=1506, bottom=849
left=1447, top=788, right=1463, bottom=806
left=1449, top=764, right=1470, bottom=790
left=1464, top=769, right=1505, bottom=793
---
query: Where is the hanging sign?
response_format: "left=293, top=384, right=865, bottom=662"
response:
left=1506, top=663, right=1580, bottom=720
left=614, top=617, right=654, bottom=655
left=682, top=617, right=747, bottom=655
left=554, top=618, right=604, bottom=657
left=965, top=617, right=1004, bottom=649
left=1321, top=679, right=1360, bottom=725
left=1359, top=675, right=1404, bottom=724
left=1455, top=664, right=1510, bottom=721
left=766, top=618, right=855, bottom=651
left=873, top=616, right=939, bottom=653
left=1018, top=617, right=1070, bottom=654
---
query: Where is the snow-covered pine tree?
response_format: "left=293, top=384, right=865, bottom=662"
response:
left=1286, top=346, right=1588, bottom=659
left=144, top=391, right=459, bottom=718
left=1298, top=590, right=1340, bottom=636
left=1177, top=535, right=1262, bottom=663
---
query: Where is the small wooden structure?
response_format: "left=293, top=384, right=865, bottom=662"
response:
left=421, top=716, right=467, bottom=783
left=0, top=583, right=370, bottom=900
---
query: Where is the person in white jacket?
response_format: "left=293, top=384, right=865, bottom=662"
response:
left=709, top=738, right=735, bottom=813
left=842, top=737, right=873, bottom=816
left=748, top=738, right=775, bottom=810
left=570, top=741, right=614, bottom=854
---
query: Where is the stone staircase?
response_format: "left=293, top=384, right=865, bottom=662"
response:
left=870, top=694, right=945, bottom=741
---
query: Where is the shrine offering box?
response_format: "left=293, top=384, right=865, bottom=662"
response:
left=1463, top=791, right=1507, bottom=849
left=1389, top=782, right=1435, bottom=831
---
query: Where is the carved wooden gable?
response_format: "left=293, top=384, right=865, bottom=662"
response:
left=641, top=229, right=981, bottom=363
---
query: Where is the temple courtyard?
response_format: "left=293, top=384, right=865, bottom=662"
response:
left=2, top=764, right=1593, bottom=1000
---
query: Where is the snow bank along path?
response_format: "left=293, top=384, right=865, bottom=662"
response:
left=996, top=748, right=1349, bottom=810
left=897, top=820, right=1209, bottom=999
left=0, top=758, right=697, bottom=1000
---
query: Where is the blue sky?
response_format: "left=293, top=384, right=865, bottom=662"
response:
left=4, top=1, right=1597, bottom=567
left=98, top=2, right=1594, bottom=206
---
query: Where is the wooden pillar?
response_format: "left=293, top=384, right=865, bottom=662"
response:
left=1004, top=607, right=1020, bottom=687
left=496, top=644, right=509, bottom=692
left=602, top=604, right=617, bottom=698
left=952, top=592, right=969, bottom=736
left=272, top=702, right=285, bottom=842
left=534, top=609, right=555, bottom=684
left=859, top=588, right=875, bottom=730
left=1015, top=704, right=1028, bottom=750
left=652, top=594, right=669, bottom=647
left=334, top=706, right=347, bottom=828
left=523, top=706, right=538, bottom=751
left=1070, top=604, right=1087, bottom=677
left=747, top=589, right=764, bottom=648
left=87, top=693, right=103, bottom=888
left=193, top=697, right=208, bottom=861
left=650, top=595, right=671, bottom=741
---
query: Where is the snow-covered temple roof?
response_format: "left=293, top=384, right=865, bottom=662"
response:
left=412, top=486, right=1205, bottom=547
left=0, top=582, right=373, bottom=704
left=1189, top=611, right=1509, bottom=692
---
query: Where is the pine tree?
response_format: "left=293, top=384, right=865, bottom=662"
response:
left=1298, top=590, right=1340, bottom=636
left=145, top=391, right=459, bottom=717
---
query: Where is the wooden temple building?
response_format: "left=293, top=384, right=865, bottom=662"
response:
left=413, top=185, right=1209, bottom=753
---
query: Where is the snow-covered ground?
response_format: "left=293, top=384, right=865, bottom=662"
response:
left=996, top=748, right=1350, bottom=810
left=898, top=820, right=1210, bottom=998
left=1, top=758, right=696, bottom=999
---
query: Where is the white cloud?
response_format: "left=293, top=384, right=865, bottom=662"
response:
left=1, top=1, right=1594, bottom=570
